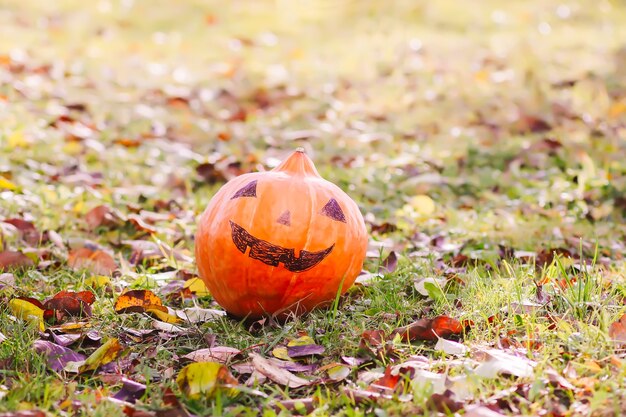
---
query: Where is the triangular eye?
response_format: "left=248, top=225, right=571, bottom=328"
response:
left=276, top=210, right=291, bottom=226
left=321, top=198, right=346, bottom=222
left=231, top=180, right=257, bottom=199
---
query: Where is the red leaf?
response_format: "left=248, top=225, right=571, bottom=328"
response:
left=43, top=290, right=96, bottom=322
left=390, top=316, right=464, bottom=342
left=0, top=251, right=35, bottom=271
left=370, top=366, right=401, bottom=392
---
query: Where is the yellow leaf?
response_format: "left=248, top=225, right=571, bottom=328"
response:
left=79, top=338, right=123, bottom=373
left=84, top=275, right=111, bottom=289
left=177, top=362, right=238, bottom=399
left=287, top=335, right=316, bottom=347
left=0, top=177, right=18, bottom=191
left=409, top=195, right=435, bottom=216
left=183, top=277, right=211, bottom=297
left=51, top=322, right=90, bottom=333
left=272, top=346, right=290, bottom=360
left=8, top=299, right=44, bottom=331
left=145, top=305, right=181, bottom=324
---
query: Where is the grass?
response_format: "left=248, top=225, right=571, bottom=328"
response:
left=1, top=0, right=626, bottom=415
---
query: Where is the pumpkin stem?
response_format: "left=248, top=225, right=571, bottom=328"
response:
left=273, top=149, right=321, bottom=177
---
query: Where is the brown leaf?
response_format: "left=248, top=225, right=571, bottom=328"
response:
left=68, top=247, right=117, bottom=275
left=85, top=205, right=123, bottom=230
left=0, top=251, right=35, bottom=271
left=609, top=314, right=626, bottom=345
left=390, top=316, right=464, bottom=342
left=426, top=390, right=463, bottom=413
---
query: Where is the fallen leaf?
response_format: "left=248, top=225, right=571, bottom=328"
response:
left=176, top=362, right=238, bottom=399
left=426, top=390, right=463, bottom=413
left=250, top=353, right=312, bottom=388
left=175, top=307, right=226, bottom=323
left=379, top=251, right=398, bottom=274
left=414, top=277, right=447, bottom=301
left=390, top=316, right=464, bottom=342
left=33, top=340, right=85, bottom=372
left=464, top=405, right=507, bottom=417
left=287, top=344, right=325, bottom=358
left=285, top=335, right=325, bottom=358
left=183, top=347, right=241, bottom=364
left=370, top=366, right=402, bottom=392
left=84, top=275, right=112, bottom=289
left=68, top=248, right=117, bottom=275
left=0, top=272, right=15, bottom=288
left=85, top=205, right=123, bottom=230
left=152, top=320, right=187, bottom=333
left=318, top=363, right=351, bottom=382
left=111, top=378, right=147, bottom=403
left=0, top=251, right=35, bottom=272
left=3, top=218, right=40, bottom=246
left=183, top=277, right=211, bottom=297
left=8, top=298, right=45, bottom=331
left=114, top=290, right=163, bottom=313
left=473, top=349, right=535, bottom=378
left=43, top=290, right=96, bottom=322
left=609, top=314, right=626, bottom=345
left=434, top=338, right=468, bottom=355
left=76, top=338, right=123, bottom=373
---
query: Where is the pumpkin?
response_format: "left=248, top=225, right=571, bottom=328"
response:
left=195, top=149, right=367, bottom=318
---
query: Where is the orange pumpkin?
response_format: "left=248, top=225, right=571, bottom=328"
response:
left=195, top=149, right=367, bottom=318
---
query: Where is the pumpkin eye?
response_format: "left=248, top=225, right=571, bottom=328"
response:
left=231, top=180, right=257, bottom=199
left=321, top=198, right=346, bottom=223
left=276, top=210, right=291, bottom=226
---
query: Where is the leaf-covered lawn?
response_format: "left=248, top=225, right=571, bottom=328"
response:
left=1, top=1, right=626, bottom=416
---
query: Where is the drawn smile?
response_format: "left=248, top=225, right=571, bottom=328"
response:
left=229, top=221, right=334, bottom=272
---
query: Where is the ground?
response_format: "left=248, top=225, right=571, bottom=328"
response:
left=1, top=0, right=626, bottom=416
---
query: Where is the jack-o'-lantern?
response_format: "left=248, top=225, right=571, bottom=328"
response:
left=195, top=149, right=367, bottom=318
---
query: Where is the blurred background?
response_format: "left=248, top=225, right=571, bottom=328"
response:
left=1, top=0, right=625, bottom=250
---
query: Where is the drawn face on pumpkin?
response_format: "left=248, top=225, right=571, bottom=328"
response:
left=228, top=179, right=347, bottom=272
left=195, top=149, right=368, bottom=319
